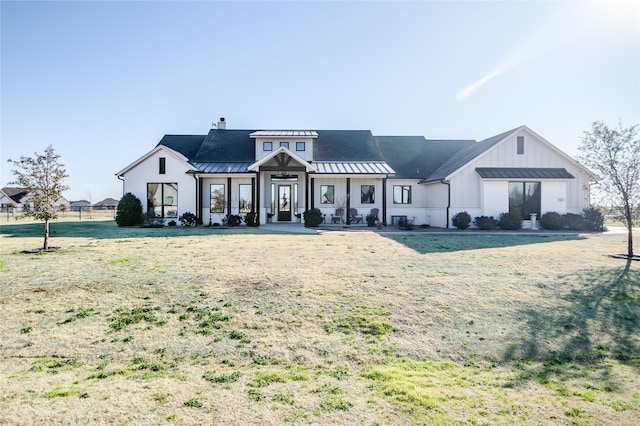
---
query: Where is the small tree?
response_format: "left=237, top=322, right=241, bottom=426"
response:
left=8, top=145, right=69, bottom=250
left=579, top=121, right=639, bottom=258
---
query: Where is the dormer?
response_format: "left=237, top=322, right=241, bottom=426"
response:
left=250, top=130, right=318, bottom=162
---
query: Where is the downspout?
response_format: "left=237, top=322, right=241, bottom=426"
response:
left=117, top=175, right=125, bottom=196
left=192, top=174, right=200, bottom=224
left=442, top=179, right=451, bottom=229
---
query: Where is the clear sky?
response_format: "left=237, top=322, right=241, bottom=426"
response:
left=2, top=0, right=638, bottom=202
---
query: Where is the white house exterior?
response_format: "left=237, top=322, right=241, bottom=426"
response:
left=116, top=120, right=596, bottom=228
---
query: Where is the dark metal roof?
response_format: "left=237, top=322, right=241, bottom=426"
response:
left=313, top=162, right=395, bottom=174
left=374, top=136, right=475, bottom=179
left=475, top=167, right=575, bottom=179
left=191, top=162, right=252, bottom=173
left=313, top=130, right=383, bottom=161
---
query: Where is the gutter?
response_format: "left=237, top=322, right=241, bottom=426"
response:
left=117, top=175, right=125, bottom=197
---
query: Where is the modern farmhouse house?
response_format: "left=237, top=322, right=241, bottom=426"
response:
left=116, top=119, right=596, bottom=228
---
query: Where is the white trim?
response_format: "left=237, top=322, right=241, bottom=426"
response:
left=248, top=146, right=316, bottom=172
left=116, top=145, right=189, bottom=177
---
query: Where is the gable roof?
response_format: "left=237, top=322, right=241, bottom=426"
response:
left=374, top=136, right=475, bottom=179
left=422, top=127, right=522, bottom=182
left=313, top=130, right=382, bottom=161
left=1, top=187, right=29, bottom=203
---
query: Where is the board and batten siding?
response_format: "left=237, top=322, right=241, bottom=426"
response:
left=122, top=148, right=196, bottom=220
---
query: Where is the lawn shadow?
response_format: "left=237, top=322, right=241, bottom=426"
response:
left=0, top=219, right=281, bottom=240
left=503, top=260, right=639, bottom=369
left=384, top=233, right=585, bottom=254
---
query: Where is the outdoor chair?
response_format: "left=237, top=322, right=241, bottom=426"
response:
left=349, top=208, right=363, bottom=224
left=331, top=208, right=344, bottom=224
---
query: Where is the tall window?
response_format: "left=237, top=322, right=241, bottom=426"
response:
left=393, top=185, right=411, bottom=204
left=517, top=136, right=525, bottom=155
left=239, top=184, right=252, bottom=213
left=159, top=157, right=166, bottom=174
left=147, top=183, right=178, bottom=218
left=263, top=141, right=272, bottom=151
left=320, top=185, right=334, bottom=204
left=296, top=142, right=305, bottom=151
left=280, top=141, right=289, bottom=149
left=509, top=182, right=541, bottom=218
left=361, top=185, right=375, bottom=203
left=210, top=184, right=225, bottom=213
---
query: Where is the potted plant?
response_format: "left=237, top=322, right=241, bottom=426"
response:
left=366, top=214, right=378, bottom=227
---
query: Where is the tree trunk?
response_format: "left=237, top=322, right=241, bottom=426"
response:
left=43, top=219, right=49, bottom=250
left=628, top=220, right=634, bottom=258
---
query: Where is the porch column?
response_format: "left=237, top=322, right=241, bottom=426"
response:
left=382, top=177, right=387, bottom=225
left=197, top=176, right=203, bottom=223
left=346, top=178, right=351, bottom=225
left=255, top=174, right=260, bottom=224
left=310, top=177, right=315, bottom=210
left=227, top=177, right=232, bottom=216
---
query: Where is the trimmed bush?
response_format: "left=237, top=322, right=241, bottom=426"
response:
left=115, top=193, right=143, bottom=226
left=303, top=208, right=323, bottom=227
left=498, top=212, right=522, bottom=230
left=244, top=211, right=259, bottom=227
left=540, top=212, right=565, bottom=230
left=226, top=214, right=242, bottom=227
left=563, top=213, right=585, bottom=230
left=474, top=215, right=498, bottom=230
left=584, top=206, right=605, bottom=231
left=179, top=212, right=197, bottom=227
left=451, top=211, right=471, bottom=229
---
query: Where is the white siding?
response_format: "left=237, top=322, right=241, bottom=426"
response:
left=121, top=148, right=195, bottom=221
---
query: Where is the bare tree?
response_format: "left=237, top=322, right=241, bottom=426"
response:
left=579, top=120, right=639, bottom=258
left=8, top=145, right=69, bottom=250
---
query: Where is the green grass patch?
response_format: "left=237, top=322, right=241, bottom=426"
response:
left=109, top=306, right=164, bottom=331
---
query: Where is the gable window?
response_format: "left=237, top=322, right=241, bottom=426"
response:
left=147, top=183, right=177, bottom=218
left=361, top=185, right=375, bottom=204
left=210, top=184, right=225, bottom=213
left=159, top=157, right=166, bottom=174
left=280, top=141, right=289, bottom=149
left=509, top=181, right=541, bottom=218
left=320, top=185, right=334, bottom=204
left=263, top=141, right=273, bottom=151
left=296, top=142, right=305, bottom=151
left=517, top=136, right=525, bottom=155
left=393, top=185, right=412, bottom=204
left=239, top=184, right=252, bottom=213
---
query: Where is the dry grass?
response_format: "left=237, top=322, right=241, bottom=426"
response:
left=0, top=219, right=638, bottom=425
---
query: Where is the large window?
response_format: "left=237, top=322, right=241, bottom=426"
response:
left=239, top=184, right=252, bottom=213
left=361, top=185, right=375, bottom=204
left=509, top=182, right=541, bottom=218
left=320, top=185, right=334, bottom=204
left=393, top=185, right=412, bottom=204
left=147, top=183, right=178, bottom=218
left=210, top=184, right=225, bottom=213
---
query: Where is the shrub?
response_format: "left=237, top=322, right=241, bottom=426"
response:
left=451, top=211, right=471, bottom=229
left=179, top=212, right=197, bottom=227
left=167, top=220, right=177, bottom=227
left=244, top=211, right=259, bottom=227
left=473, top=215, right=498, bottom=230
left=115, top=193, right=143, bottom=226
left=303, top=208, right=323, bottom=227
left=563, top=213, right=585, bottom=230
left=498, top=212, right=522, bottom=230
left=540, top=212, right=565, bottom=230
left=583, top=206, right=605, bottom=231
left=225, top=214, right=242, bottom=227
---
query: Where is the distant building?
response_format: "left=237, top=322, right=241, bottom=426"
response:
left=70, top=200, right=91, bottom=211
left=1, top=187, right=70, bottom=213
left=94, top=197, right=119, bottom=210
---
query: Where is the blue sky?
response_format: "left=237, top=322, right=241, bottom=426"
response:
left=2, top=0, right=638, bottom=202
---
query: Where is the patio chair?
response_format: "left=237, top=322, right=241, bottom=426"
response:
left=349, top=208, right=363, bottom=224
left=331, top=208, right=344, bottom=224
left=370, top=208, right=379, bottom=218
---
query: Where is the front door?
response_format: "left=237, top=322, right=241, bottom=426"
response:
left=278, top=185, right=291, bottom=222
